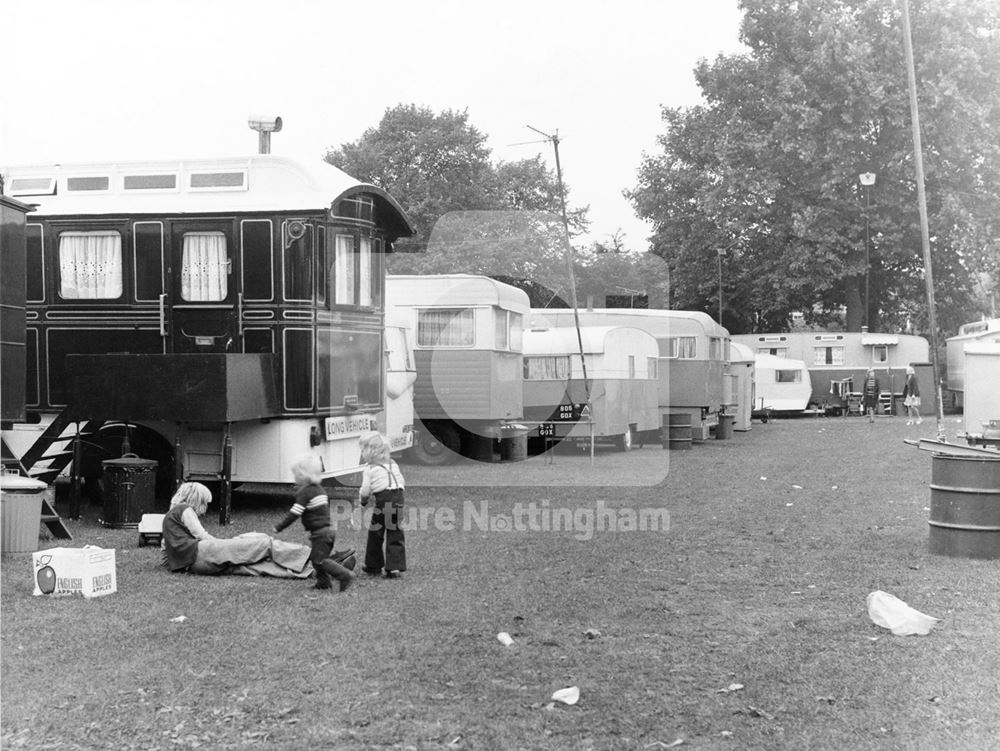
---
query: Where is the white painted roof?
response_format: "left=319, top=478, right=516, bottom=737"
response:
left=529, top=307, right=729, bottom=339
left=3, top=154, right=413, bottom=237
left=523, top=325, right=657, bottom=356
left=386, top=274, right=530, bottom=312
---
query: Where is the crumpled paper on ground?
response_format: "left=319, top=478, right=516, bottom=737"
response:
left=866, top=590, right=940, bottom=636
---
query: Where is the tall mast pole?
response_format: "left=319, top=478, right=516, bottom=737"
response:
left=527, top=126, right=591, bottom=404
left=899, top=0, right=944, bottom=437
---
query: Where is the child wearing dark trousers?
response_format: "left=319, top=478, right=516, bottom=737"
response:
left=273, top=454, right=355, bottom=592
left=358, top=432, right=407, bottom=579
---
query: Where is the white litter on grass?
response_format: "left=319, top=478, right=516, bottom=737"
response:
left=760, top=476, right=767, bottom=481
left=496, top=632, right=514, bottom=646
left=716, top=683, right=744, bottom=693
left=792, top=484, right=803, bottom=489
left=169, top=615, right=187, bottom=623
left=867, top=591, right=940, bottom=636
left=551, top=686, right=580, bottom=705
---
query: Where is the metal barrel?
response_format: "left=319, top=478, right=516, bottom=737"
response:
left=660, top=413, right=692, bottom=451
left=928, top=454, right=1000, bottom=559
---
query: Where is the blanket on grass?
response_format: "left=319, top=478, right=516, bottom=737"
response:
left=225, top=536, right=314, bottom=579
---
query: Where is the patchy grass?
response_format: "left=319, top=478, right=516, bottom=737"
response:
left=3, top=416, right=999, bottom=750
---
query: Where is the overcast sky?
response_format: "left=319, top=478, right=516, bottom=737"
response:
left=1, top=0, right=745, bottom=250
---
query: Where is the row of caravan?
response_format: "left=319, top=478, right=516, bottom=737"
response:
left=384, top=274, right=732, bottom=463
left=384, top=274, right=929, bottom=465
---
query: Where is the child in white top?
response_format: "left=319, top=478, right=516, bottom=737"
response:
left=358, top=432, right=407, bottom=578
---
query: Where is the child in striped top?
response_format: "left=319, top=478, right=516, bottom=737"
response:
left=273, top=454, right=354, bottom=592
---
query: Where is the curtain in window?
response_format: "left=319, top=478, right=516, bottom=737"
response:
left=358, top=237, right=372, bottom=306
left=181, top=232, right=228, bottom=301
left=59, top=231, right=123, bottom=299
left=335, top=235, right=355, bottom=304
left=668, top=337, right=697, bottom=358
left=813, top=347, right=846, bottom=366
left=418, top=309, right=474, bottom=346
left=524, top=356, right=570, bottom=380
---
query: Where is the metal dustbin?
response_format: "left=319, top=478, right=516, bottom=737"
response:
left=500, top=425, right=529, bottom=462
left=1, top=474, right=47, bottom=554
left=716, top=414, right=734, bottom=440
left=101, top=454, right=158, bottom=529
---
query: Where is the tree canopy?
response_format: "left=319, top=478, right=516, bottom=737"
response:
left=324, top=104, right=589, bottom=290
left=628, top=0, right=1000, bottom=336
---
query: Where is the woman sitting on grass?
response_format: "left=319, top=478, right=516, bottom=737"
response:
left=161, top=482, right=270, bottom=575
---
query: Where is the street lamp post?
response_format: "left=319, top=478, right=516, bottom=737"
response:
left=859, top=172, right=876, bottom=329
left=717, top=247, right=725, bottom=325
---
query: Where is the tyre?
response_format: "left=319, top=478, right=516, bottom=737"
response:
left=615, top=425, right=635, bottom=452
left=411, top=423, right=461, bottom=466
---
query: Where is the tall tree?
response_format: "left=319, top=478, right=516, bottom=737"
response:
left=628, top=0, right=1000, bottom=336
left=325, top=104, right=588, bottom=287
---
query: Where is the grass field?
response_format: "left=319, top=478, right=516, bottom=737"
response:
left=2, top=415, right=999, bottom=750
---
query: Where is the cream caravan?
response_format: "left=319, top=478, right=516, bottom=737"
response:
left=386, top=274, right=528, bottom=464
left=530, top=308, right=730, bottom=439
left=522, top=325, right=660, bottom=451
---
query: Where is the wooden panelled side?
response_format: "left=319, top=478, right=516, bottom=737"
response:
left=0, top=198, right=28, bottom=421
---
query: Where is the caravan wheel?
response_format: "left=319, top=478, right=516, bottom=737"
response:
left=615, top=426, right=635, bottom=452
left=411, top=424, right=460, bottom=466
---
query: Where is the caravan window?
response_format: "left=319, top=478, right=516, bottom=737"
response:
left=418, top=308, right=474, bottom=347
left=494, top=310, right=523, bottom=351
left=758, top=346, right=787, bottom=357
left=495, top=310, right=509, bottom=350
left=872, top=345, right=888, bottom=363
left=776, top=369, right=802, bottom=383
left=523, top=355, right=570, bottom=380
left=181, top=232, right=228, bottom=301
left=58, top=231, right=123, bottom=299
left=509, top=313, right=523, bottom=352
left=358, top=237, right=373, bottom=307
left=333, top=234, right=355, bottom=305
left=664, top=336, right=697, bottom=359
left=813, top=346, right=845, bottom=365
left=648, top=357, right=658, bottom=379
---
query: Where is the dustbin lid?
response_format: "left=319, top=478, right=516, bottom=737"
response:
left=0, top=474, right=48, bottom=492
left=102, top=454, right=158, bottom=469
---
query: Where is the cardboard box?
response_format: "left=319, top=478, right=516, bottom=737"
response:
left=32, top=546, right=117, bottom=598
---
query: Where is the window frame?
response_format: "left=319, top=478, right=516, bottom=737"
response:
left=417, top=307, right=475, bottom=348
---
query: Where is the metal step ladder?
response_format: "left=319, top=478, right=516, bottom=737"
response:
left=2, top=436, right=73, bottom=540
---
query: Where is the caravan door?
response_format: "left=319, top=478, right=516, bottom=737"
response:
left=169, top=221, right=240, bottom=353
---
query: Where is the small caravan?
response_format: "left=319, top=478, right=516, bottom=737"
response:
left=753, top=354, right=812, bottom=413
left=386, top=274, right=528, bottom=464
left=522, top=324, right=660, bottom=450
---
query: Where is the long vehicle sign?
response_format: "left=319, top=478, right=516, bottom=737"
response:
left=324, top=414, right=378, bottom=441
